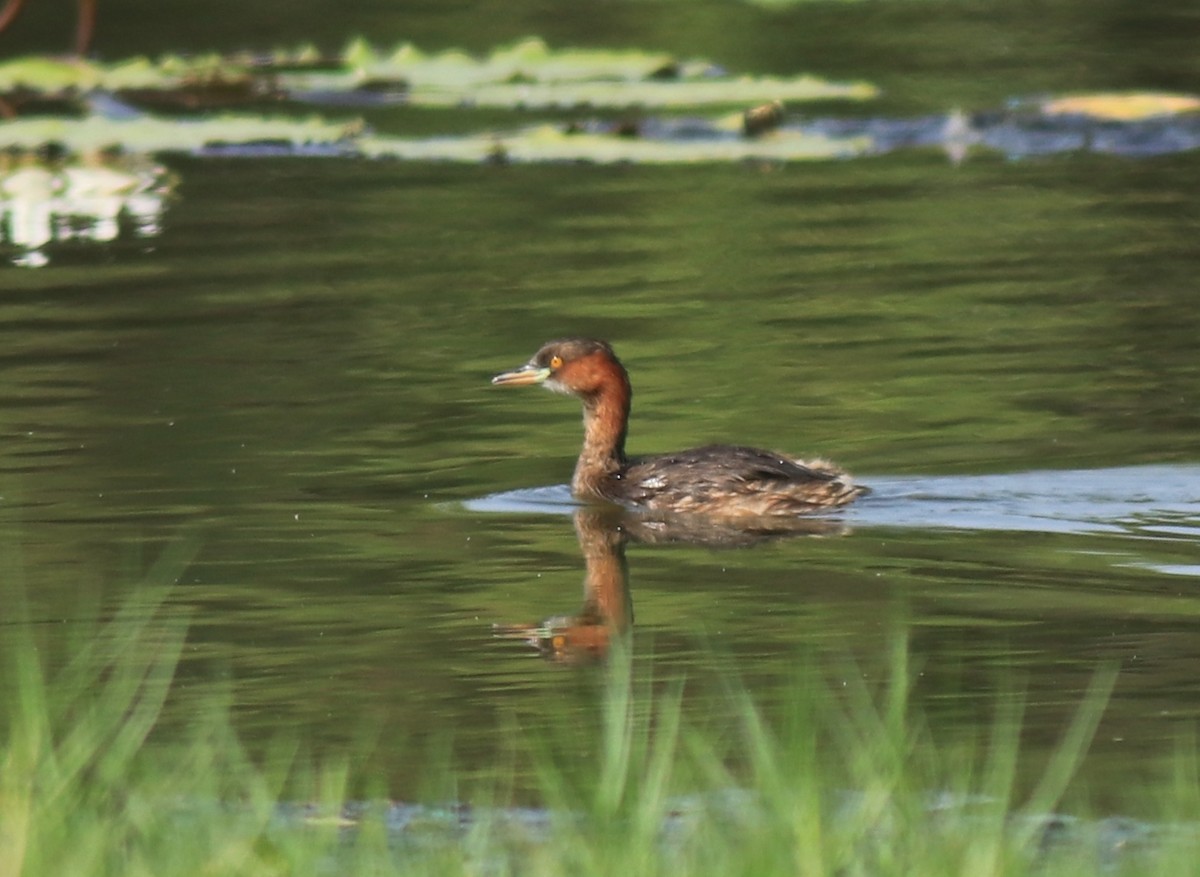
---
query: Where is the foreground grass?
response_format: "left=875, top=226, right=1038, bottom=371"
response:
left=1, top=561, right=1198, bottom=876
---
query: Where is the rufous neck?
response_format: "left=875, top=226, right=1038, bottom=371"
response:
left=572, top=372, right=630, bottom=496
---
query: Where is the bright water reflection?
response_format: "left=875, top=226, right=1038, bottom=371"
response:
left=0, top=149, right=172, bottom=267
left=0, top=152, right=1197, bottom=808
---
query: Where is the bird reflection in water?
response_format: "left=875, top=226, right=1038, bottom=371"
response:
left=493, top=506, right=845, bottom=663
left=493, top=507, right=633, bottom=663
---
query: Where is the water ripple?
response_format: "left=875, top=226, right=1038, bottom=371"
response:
left=468, top=465, right=1200, bottom=540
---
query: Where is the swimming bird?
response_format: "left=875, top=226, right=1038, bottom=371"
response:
left=492, top=338, right=866, bottom=517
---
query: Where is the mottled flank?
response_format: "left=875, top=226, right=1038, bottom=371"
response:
left=492, top=337, right=867, bottom=517
left=619, top=445, right=864, bottom=516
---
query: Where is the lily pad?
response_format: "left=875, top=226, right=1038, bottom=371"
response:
left=287, top=38, right=880, bottom=108
left=359, top=123, right=870, bottom=163
left=1039, top=92, right=1200, bottom=121
left=0, top=38, right=879, bottom=110
left=0, top=114, right=358, bottom=153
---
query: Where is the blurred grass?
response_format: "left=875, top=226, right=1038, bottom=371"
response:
left=3, top=544, right=1198, bottom=875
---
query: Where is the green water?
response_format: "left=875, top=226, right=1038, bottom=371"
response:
left=3, top=154, right=1198, bottom=806
left=2, top=1, right=1200, bottom=814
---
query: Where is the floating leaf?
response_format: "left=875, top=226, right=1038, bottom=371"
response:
left=0, top=114, right=356, bottom=153
left=1040, top=93, right=1200, bottom=121
left=316, top=38, right=877, bottom=106
left=359, top=122, right=870, bottom=163
left=0, top=57, right=100, bottom=91
left=0, top=39, right=879, bottom=110
left=415, top=74, right=876, bottom=109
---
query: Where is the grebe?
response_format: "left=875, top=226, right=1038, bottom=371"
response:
left=491, top=338, right=866, bottom=517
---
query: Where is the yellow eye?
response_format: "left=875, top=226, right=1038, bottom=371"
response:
left=549, top=355, right=563, bottom=369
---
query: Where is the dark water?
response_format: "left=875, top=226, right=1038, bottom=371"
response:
left=2, top=1, right=1200, bottom=813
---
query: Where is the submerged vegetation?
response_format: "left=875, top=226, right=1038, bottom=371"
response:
left=2, top=548, right=1198, bottom=876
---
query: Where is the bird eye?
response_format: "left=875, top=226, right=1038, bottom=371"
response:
left=549, top=355, right=563, bottom=369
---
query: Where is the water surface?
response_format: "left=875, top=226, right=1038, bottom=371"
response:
left=1, top=1, right=1199, bottom=813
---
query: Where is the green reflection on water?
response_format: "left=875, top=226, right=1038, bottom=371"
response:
left=0, top=152, right=1197, bottom=805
